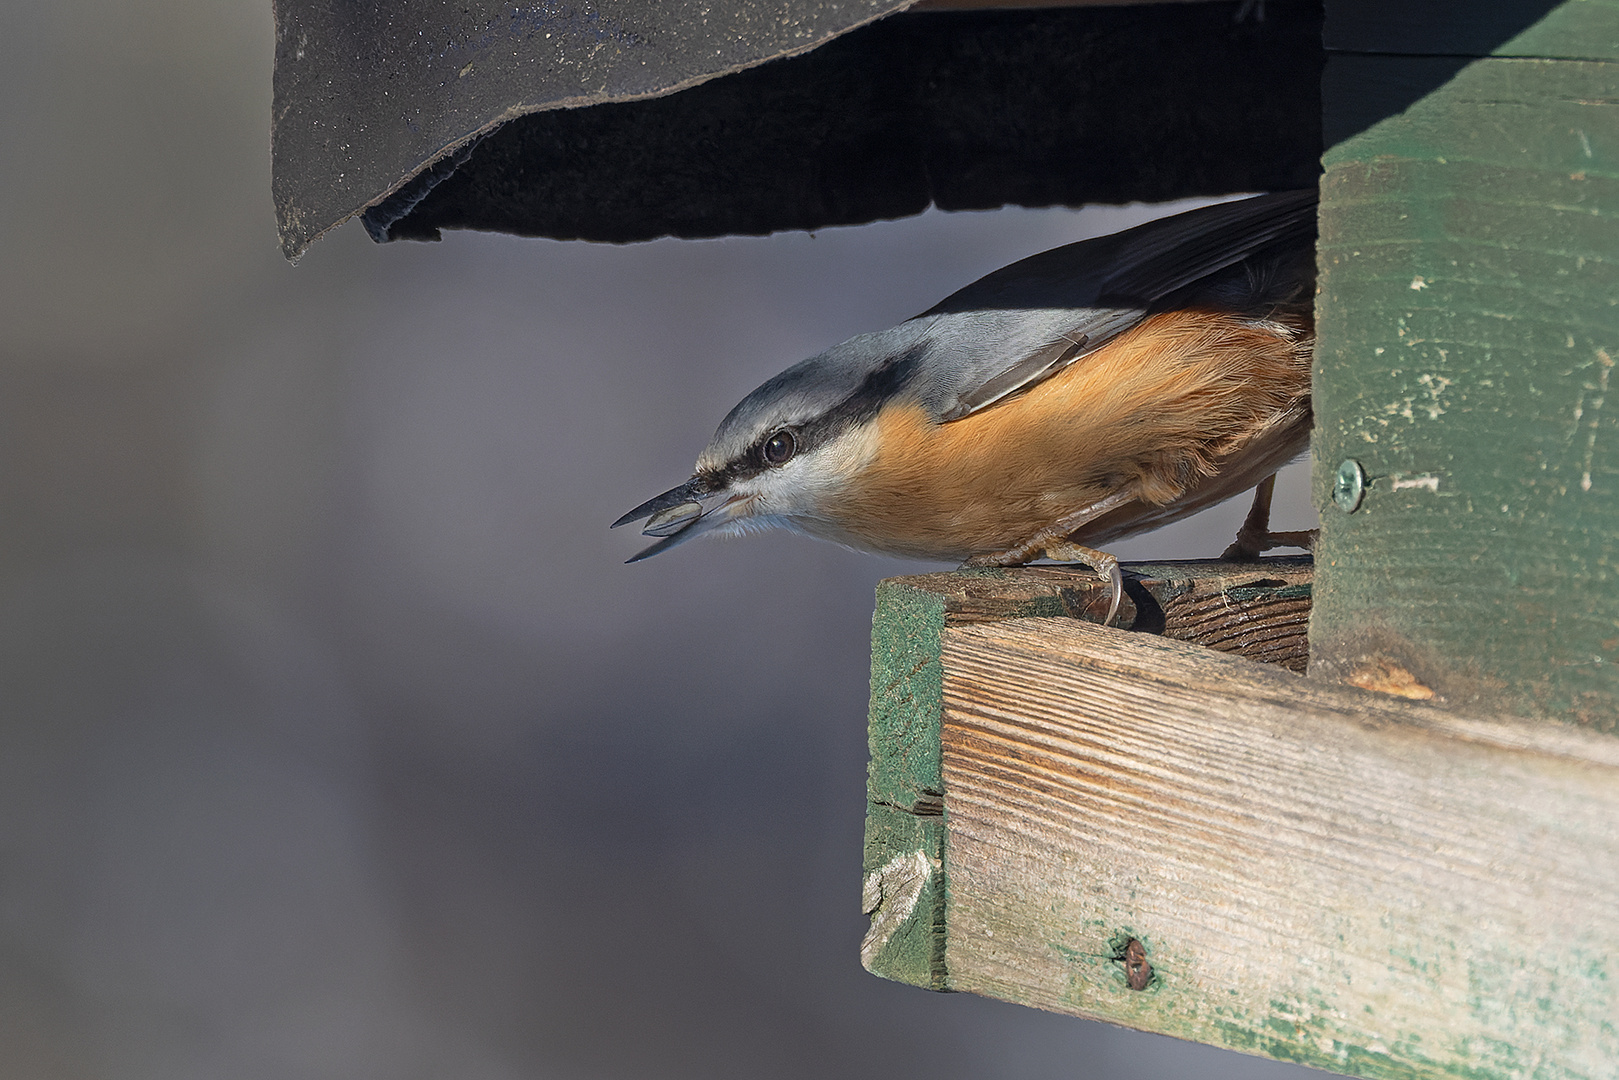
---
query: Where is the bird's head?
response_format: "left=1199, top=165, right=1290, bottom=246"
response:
left=612, top=325, right=928, bottom=561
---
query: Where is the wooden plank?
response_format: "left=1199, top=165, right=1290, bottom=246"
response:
left=884, top=556, right=1312, bottom=659
left=922, top=618, right=1619, bottom=1078
left=863, top=558, right=1312, bottom=987
left=1313, top=3, right=1619, bottom=727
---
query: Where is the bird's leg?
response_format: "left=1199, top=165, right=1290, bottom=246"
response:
left=1221, top=474, right=1277, bottom=560
left=1221, top=474, right=1317, bottom=560
left=962, top=489, right=1135, bottom=626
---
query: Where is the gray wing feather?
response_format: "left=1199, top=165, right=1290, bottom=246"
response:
left=910, top=189, right=1317, bottom=423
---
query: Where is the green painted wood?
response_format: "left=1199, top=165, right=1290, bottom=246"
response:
left=862, top=559, right=1315, bottom=989
left=864, top=563, right=1619, bottom=1078
left=939, top=618, right=1619, bottom=1080
left=862, top=579, right=950, bottom=988
left=1312, top=11, right=1619, bottom=726
left=1494, top=0, right=1619, bottom=59
left=1324, top=0, right=1619, bottom=60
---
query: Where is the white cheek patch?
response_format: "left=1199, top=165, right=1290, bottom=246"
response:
left=736, top=468, right=797, bottom=516
left=740, top=427, right=879, bottom=524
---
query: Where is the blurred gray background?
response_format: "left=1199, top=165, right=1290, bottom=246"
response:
left=0, top=2, right=1319, bottom=1077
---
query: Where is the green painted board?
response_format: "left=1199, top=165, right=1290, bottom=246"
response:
left=933, top=619, right=1619, bottom=1080
left=863, top=559, right=1314, bottom=986
left=863, top=571, right=1619, bottom=1079
left=1324, top=0, right=1619, bottom=60
left=863, top=579, right=951, bottom=988
left=1312, top=2, right=1619, bottom=726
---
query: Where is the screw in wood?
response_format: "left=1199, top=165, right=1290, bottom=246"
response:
left=1332, top=458, right=1367, bottom=513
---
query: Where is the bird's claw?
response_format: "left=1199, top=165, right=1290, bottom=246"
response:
left=963, top=541, right=1124, bottom=626
left=1039, top=541, right=1124, bottom=627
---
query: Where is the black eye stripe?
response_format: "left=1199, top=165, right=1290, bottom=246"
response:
left=702, top=345, right=925, bottom=487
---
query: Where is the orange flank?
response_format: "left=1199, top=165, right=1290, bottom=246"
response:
left=826, top=307, right=1313, bottom=561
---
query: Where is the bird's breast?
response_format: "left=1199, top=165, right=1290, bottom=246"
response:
left=816, top=307, right=1313, bottom=561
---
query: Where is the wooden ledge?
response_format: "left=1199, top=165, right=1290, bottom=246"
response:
left=882, top=556, right=1315, bottom=669
left=862, top=558, right=1619, bottom=1078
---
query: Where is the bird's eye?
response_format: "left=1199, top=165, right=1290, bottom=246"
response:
left=763, top=430, right=796, bottom=465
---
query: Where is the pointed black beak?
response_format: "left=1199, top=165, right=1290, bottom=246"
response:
left=613, top=477, right=735, bottom=563
left=623, top=532, right=693, bottom=563
left=611, top=478, right=708, bottom=530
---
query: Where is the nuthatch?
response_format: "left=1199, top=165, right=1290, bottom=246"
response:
left=614, top=190, right=1317, bottom=623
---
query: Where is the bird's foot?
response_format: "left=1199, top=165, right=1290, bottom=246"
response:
left=1041, top=541, right=1124, bottom=626
left=1221, top=528, right=1318, bottom=561
left=963, top=541, right=1124, bottom=627
left=1220, top=473, right=1316, bottom=560
left=960, top=490, right=1137, bottom=624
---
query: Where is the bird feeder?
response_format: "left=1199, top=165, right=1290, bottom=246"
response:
left=272, top=1, right=1619, bottom=1075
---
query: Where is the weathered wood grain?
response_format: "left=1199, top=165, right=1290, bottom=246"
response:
left=894, top=557, right=1312, bottom=662
left=863, top=558, right=1314, bottom=988
left=865, top=5, right=1619, bottom=1075
left=939, top=619, right=1619, bottom=1079
left=1314, top=1, right=1619, bottom=727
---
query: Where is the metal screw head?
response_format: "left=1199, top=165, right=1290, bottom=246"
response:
left=1333, top=459, right=1367, bottom=513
